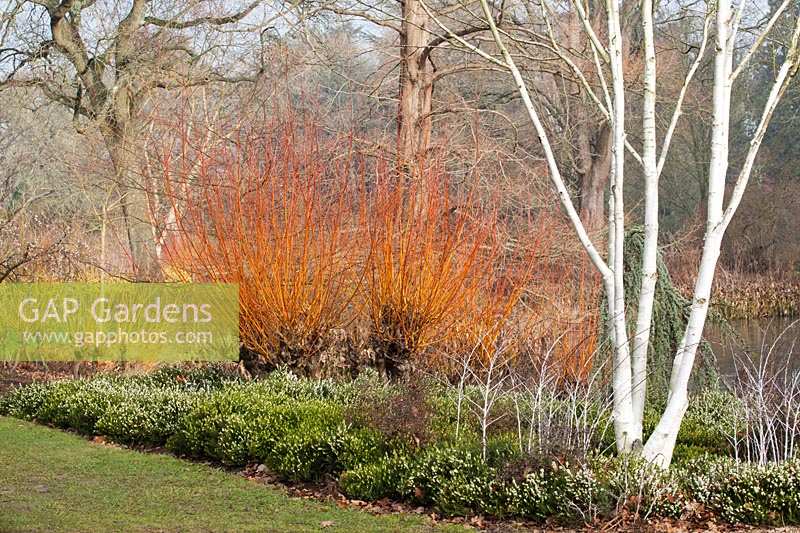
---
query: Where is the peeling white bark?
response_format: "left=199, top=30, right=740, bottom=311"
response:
left=422, top=0, right=800, bottom=466
left=606, top=0, right=636, bottom=452
left=643, top=4, right=800, bottom=467
left=631, top=0, right=659, bottom=444
left=641, top=0, right=735, bottom=465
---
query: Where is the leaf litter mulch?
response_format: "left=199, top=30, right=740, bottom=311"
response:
left=239, top=463, right=793, bottom=532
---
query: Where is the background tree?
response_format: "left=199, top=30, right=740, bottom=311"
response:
left=0, top=0, right=290, bottom=278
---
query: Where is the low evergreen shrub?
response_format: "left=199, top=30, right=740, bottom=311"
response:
left=339, top=452, right=415, bottom=501
left=403, top=443, right=504, bottom=516
left=681, top=457, right=800, bottom=524
left=1, top=369, right=798, bottom=526
left=96, top=387, right=202, bottom=446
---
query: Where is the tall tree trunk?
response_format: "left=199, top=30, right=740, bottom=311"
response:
left=578, top=124, right=612, bottom=230
left=104, top=124, right=160, bottom=281
left=397, top=0, right=434, bottom=170
left=642, top=0, right=734, bottom=466
left=607, top=0, right=636, bottom=453
left=630, top=0, right=659, bottom=444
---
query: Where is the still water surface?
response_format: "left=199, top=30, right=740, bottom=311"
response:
left=704, top=316, right=800, bottom=377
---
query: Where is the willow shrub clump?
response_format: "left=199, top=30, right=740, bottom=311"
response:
left=162, top=117, right=362, bottom=375
left=161, top=114, right=545, bottom=378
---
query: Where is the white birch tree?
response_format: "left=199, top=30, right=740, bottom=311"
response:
left=420, top=0, right=800, bottom=466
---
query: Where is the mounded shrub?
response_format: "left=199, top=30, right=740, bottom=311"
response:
left=23, top=379, right=128, bottom=434
left=95, top=387, right=203, bottom=446
left=505, top=460, right=604, bottom=521
left=166, top=381, right=384, bottom=480
left=249, top=400, right=347, bottom=480
left=339, top=452, right=415, bottom=501
left=402, top=444, right=505, bottom=516
left=165, top=385, right=266, bottom=461
left=337, top=427, right=389, bottom=470
left=681, top=457, right=800, bottom=524
left=0, top=366, right=238, bottom=438
left=0, top=381, right=53, bottom=420
left=2, top=370, right=798, bottom=526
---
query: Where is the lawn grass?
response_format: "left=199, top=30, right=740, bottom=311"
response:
left=0, top=417, right=459, bottom=533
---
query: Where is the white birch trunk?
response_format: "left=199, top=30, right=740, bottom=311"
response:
left=606, top=0, right=637, bottom=451
left=630, top=0, right=659, bottom=442
left=643, top=9, right=800, bottom=466
left=642, top=0, right=734, bottom=466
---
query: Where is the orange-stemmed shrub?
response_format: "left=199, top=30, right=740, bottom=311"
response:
left=363, top=167, right=500, bottom=375
left=162, top=117, right=362, bottom=372
left=449, top=214, right=555, bottom=372
left=159, top=109, right=600, bottom=378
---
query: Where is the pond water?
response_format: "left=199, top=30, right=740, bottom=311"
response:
left=704, top=316, right=800, bottom=377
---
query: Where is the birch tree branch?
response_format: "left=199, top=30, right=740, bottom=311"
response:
left=730, top=0, right=793, bottom=82
left=656, top=13, right=712, bottom=178
left=721, top=15, right=800, bottom=232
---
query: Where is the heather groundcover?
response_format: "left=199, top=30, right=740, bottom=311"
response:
left=1, top=366, right=798, bottom=527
